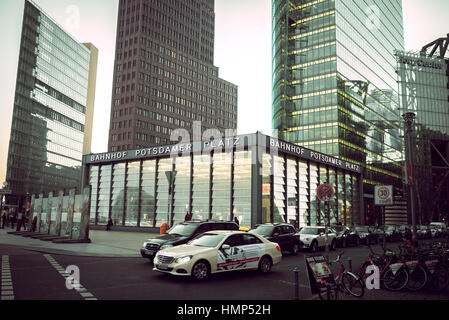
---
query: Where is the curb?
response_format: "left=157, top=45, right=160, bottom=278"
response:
left=2, top=243, right=142, bottom=258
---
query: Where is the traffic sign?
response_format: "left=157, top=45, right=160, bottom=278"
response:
left=374, top=185, right=393, bottom=206
left=316, top=184, right=334, bottom=202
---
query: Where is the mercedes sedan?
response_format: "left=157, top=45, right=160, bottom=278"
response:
left=153, top=231, right=282, bottom=280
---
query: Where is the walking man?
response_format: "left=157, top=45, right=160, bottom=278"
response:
left=1, top=208, right=6, bottom=229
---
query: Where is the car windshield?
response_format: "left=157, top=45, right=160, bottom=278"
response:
left=167, top=223, right=198, bottom=236
left=188, top=233, right=227, bottom=247
left=250, top=225, right=274, bottom=236
left=299, top=228, right=318, bottom=235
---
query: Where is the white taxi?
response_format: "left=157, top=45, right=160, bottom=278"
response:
left=153, top=230, right=282, bottom=280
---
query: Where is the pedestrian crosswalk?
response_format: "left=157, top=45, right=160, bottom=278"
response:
left=1, top=255, right=14, bottom=300
left=0, top=252, right=99, bottom=300
left=43, top=254, right=98, bottom=301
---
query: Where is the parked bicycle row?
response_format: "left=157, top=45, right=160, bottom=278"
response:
left=357, top=241, right=449, bottom=293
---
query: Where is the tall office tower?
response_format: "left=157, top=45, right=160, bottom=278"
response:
left=272, top=0, right=405, bottom=223
left=5, top=0, right=98, bottom=204
left=108, top=0, right=238, bottom=152
left=396, top=36, right=449, bottom=224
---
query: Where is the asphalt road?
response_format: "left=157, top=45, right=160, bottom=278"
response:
left=1, top=239, right=449, bottom=302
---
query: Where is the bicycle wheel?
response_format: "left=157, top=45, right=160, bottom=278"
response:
left=428, top=265, right=449, bottom=292
left=357, top=261, right=371, bottom=283
left=341, top=272, right=365, bottom=297
left=405, top=264, right=428, bottom=291
left=383, top=266, right=409, bottom=291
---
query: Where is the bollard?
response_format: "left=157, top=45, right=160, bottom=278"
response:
left=347, top=257, right=352, bottom=273
left=294, top=267, right=300, bottom=300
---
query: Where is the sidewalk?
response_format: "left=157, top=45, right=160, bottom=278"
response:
left=0, top=227, right=160, bottom=258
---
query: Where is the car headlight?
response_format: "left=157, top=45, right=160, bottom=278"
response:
left=160, top=244, right=173, bottom=250
left=175, top=256, right=192, bottom=264
left=142, top=242, right=149, bottom=247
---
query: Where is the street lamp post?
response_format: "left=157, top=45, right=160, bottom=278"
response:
left=402, top=112, right=418, bottom=247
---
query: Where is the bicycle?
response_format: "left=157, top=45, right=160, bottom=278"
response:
left=357, top=244, right=409, bottom=291
left=318, top=252, right=365, bottom=300
left=401, top=241, right=449, bottom=292
left=398, top=243, right=428, bottom=291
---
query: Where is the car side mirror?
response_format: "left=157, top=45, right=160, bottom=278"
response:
left=221, top=244, right=230, bottom=250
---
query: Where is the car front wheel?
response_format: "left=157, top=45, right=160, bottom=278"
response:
left=258, top=256, right=273, bottom=273
left=191, top=261, right=210, bottom=280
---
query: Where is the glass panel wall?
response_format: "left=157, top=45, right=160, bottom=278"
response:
left=353, top=176, right=361, bottom=226
left=261, top=153, right=272, bottom=223
left=286, top=159, right=297, bottom=226
left=309, top=164, right=319, bottom=226
left=273, top=155, right=285, bottom=223
left=337, top=171, right=345, bottom=225
left=111, top=163, right=126, bottom=226
left=329, top=167, right=337, bottom=225
left=298, top=160, right=309, bottom=228
left=141, top=160, right=156, bottom=227
left=211, top=152, right=232, bottom=221
left=233, top=151, right=252, bottom=228
left=89, top=166, right=99, bottom=224
left=125, top=161, right=140, bottom=226
left=156, top=158, right=173, bottom=227
left=97, top=165, right=112, bottom=225
left=346, top=173, right=353, bottom=225
left=173, top=157, right=191, bottom=225
left=192, top=154, right=211, bottom=220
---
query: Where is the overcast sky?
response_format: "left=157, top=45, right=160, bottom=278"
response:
left=0, top=0, right=448, bottom=184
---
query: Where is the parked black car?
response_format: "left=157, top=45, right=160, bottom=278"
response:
left=354, top=225, right=379, bottom=245
left=249, top=223, right=301, bottom=255
left=140, top=220, right=239, bottom=260
left=398, top=225, right=412, bottom=240
left=331, top=226, right=361, bottom=248
left=376, top=225, right=402, bottom=242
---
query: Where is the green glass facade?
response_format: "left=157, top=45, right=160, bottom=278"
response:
left=6, top=0, right=94, bottom=199
left=272, top=0, right=405, bottom=206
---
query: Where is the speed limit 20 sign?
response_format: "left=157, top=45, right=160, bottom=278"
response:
left=374, top=185, right=393, bottom=206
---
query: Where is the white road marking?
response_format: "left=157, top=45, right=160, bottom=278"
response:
left=43, top=254, right=98, bottom=301
left=1, top=256, right=14, bottom=300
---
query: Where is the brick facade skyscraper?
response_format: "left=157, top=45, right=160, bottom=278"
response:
left=108, top=0, right=238, bottom=152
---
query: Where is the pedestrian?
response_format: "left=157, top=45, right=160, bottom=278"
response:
left=32, top=215, right=37, bottom=232
left=16, top=209, right=24, bottom=231
left=1, top=209, right=6, bottom=229
left=106, top=218, right=113, bottom=231
left=234, top=217, right=239, bottom=226
left=184, top=211, right=192, bottom=221
left=9, top=209, right=15, bottom=229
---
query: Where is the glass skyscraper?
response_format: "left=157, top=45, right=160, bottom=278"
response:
left=272, top=0, right=405, bottom=218
left=6, top=0, right=98, bottom=203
